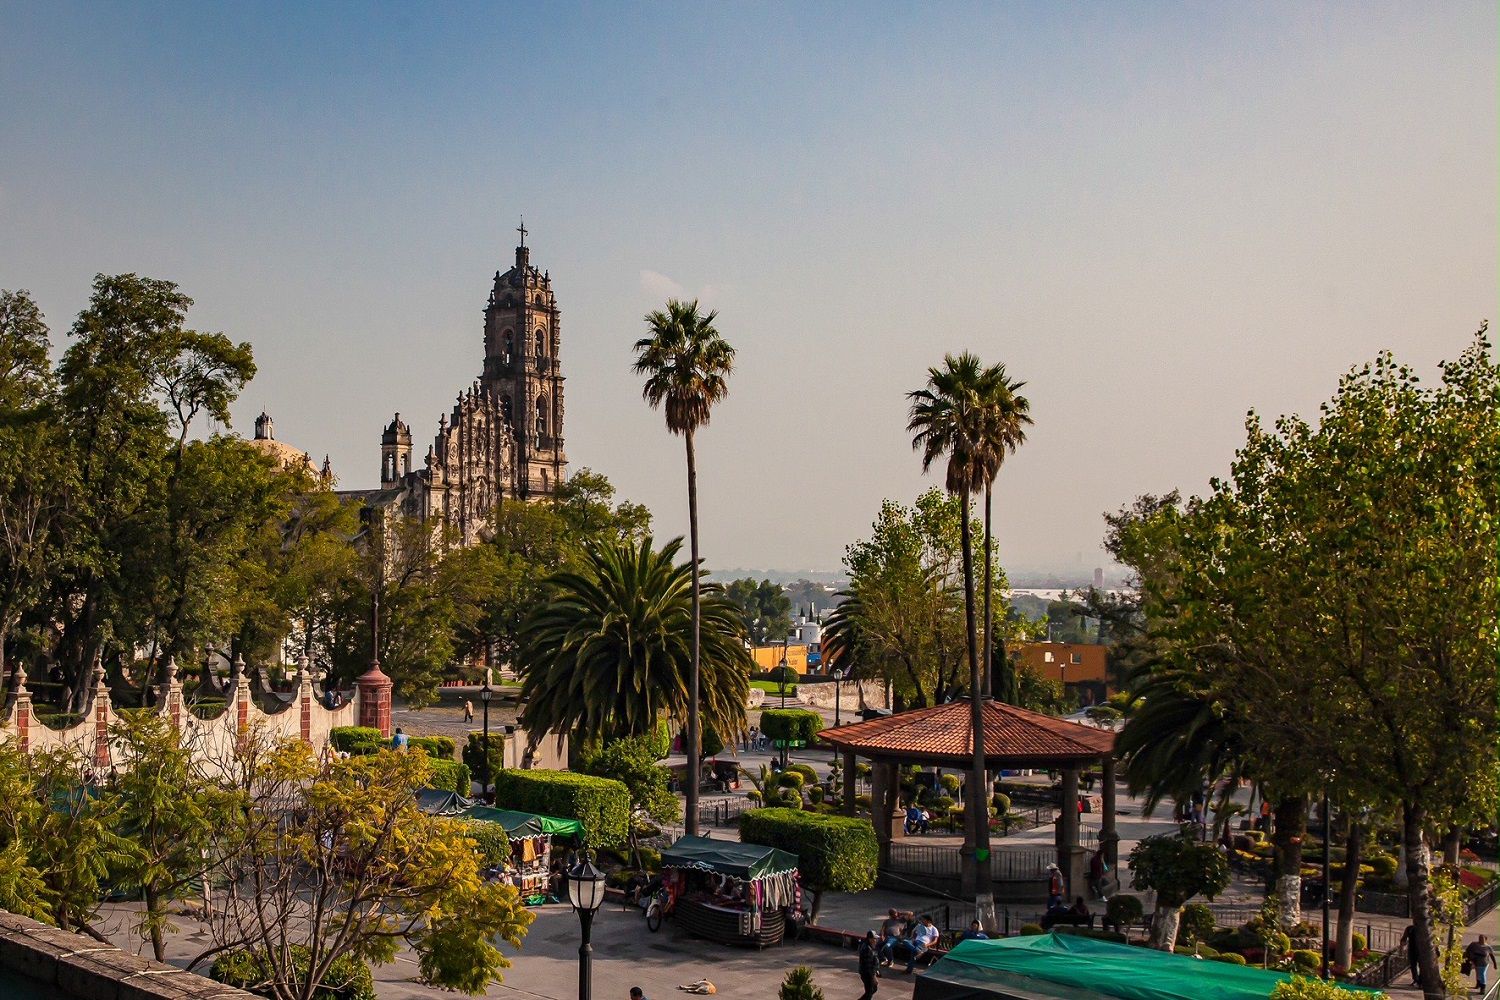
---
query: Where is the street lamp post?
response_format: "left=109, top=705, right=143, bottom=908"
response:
left=567, top=852, right=606, bottom=1000
left=832, top=667, right=845, bottom=729
left=480, top=682, right=493, bottom=802
left=1321, top=787, right=1332, bottom=980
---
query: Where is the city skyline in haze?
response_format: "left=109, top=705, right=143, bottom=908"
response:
left=2, top=3, right=1495, bottom=573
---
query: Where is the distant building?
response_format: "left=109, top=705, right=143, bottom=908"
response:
left=247, top=411, right=333, bottom=484
left=1011, top=640, right=1110, bottom=705
left=1092, top=566, right=1104, bottom=589
left=751, top=644, right=809, bottom=674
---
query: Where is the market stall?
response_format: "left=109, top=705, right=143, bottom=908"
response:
left=659, top=835, right=801, bottom=947
left=460, top=805, right=584, bottom=905
left=415, top=789, right=474, bottom=816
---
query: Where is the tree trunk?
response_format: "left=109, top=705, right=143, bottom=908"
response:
left=1402, top=802, right=1442, bottom=998
left=683, top=430, right=701, bottom=839
left=957, top=497, right=996, bottom=932
left=1440, top=828, right=1460, bottom=866
left=1148, top=904, right=1182, bottom=952
left=1272, top=795, right=1307, bottom=929
left=1334, top=821, right=1362, bottom=970
left=808, top=887, right=824, bottom=925
left=982, top=484, right=994, bottom=699
left=145, top=884, right=166, bottom=961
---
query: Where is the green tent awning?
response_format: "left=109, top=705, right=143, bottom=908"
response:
left=661, top=835, right=798, bottom=882
left=916, top=932, right=1382, bottom=1000
left=459, top=805, right=583, bottom=839
left=415, top=789, right=475, bottom=816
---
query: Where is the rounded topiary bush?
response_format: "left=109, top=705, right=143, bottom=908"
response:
left=789, top=763, right=819, bottom=785
left=1290, top=949, right=1321, bottom=973
left=855, top=793, right=871, bottom=809
left=747, top=790, right=763, bottom=804
left=1105, top=894, right=1144, bottom=927
left=808, top=785, right=825, bottom=804
left=1019, top=923, right=1045, bottom=935
left=1176, top=902, right=1217, bottom=945
left=992, top=791, right=1011, bottom=814
left=1351, top=932, right=1367, bottom=953
left=777, top=771, right=805, bottom=790
left=939, top=774, right=962, bottom=795
left=1213, top=953, right=1248, bottom=966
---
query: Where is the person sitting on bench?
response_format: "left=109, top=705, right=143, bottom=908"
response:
left=901, top=915, right=940, bottom=973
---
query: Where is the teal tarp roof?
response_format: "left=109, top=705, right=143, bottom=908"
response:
left=459, top=805, right=584, bottom=838
left=661, top=835, right=798, bottom=881
left=917, top=932, right=1382, bottom=1000
left=415, top=789, right=474, bottom=816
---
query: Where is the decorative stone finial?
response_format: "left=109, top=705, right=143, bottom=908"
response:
left=12, top=661, right=27, bottom=695
left=91, top=650, right=106, bottom=689
left=163, top=655, right=178, bottom=684
left=232, top=653, right=245, bottom=681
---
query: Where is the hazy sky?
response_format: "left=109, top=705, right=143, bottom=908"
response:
left=2, top=3, right=1495, bottom=575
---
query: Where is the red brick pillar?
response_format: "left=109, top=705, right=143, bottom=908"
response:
left=232, top=655, right=249, bottom=734
left=357, top=661, right=393, bottom=739
left=12, top=663, right=31, bottom=754
left=297, top=656, right=313, bottom=744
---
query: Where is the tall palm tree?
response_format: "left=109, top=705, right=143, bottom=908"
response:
left=516, top=535, right=751, bottom=745
left=633, top=301, right=735, bottom=836
left=907, top=352, right=993, bottom=925
left=973, top=367, right=1031, bottom=702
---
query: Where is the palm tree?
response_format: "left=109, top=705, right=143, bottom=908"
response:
left=515, top=535, right=750, bottom=747
left=633, top=302, right=735, bottom=836
left=907, top=352, right=993, bottom=925
left=972, top=367, right=1031, bottom=703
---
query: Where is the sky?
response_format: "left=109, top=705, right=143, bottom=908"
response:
left=2, top=2, right=1495, bottom=577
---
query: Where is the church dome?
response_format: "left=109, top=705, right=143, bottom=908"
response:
left=246, top=411, right=312, bottom=470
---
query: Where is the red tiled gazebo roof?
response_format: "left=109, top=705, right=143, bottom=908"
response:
left=818, top=699, right=1116, bottom=768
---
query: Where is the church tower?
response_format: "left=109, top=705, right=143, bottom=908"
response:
left=380, top=413, right=411, bottom=486
left=481, top=221, right=567, bottom=498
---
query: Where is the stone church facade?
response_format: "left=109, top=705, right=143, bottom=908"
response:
left=343, top=229, right=568, bottom=544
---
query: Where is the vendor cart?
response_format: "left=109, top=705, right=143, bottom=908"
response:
left=460, top=805, right=584, bottom=905
left=658, top=835, right=801, bottom=948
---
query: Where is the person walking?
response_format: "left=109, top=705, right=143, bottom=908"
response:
left=1464, top=934, right=1496, bottom=993
left=463, top=699, right=474, bottom=723
left=858, top=930, right=881, bottom=1000
left=1399, top=924, right=1420, bottom=988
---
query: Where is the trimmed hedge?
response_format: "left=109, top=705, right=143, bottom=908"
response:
left=463, top=732, right=506, bottom=779
left=492, top=769, right=629, bottom=848
left=463, top=821, right=512, bottom=868
left=408, top=735, right=455, bottom=758
left=330, top=726, right=384, bottom=755
left=739, top=807, right=877, bottom=894
left=760, top=709, right=824, bottom=747
left=211, top=947, right=375, bottom=1000
left=426, top=758, right=472, bottom=795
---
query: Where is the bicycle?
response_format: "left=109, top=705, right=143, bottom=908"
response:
left=644, top=885, right=673, bottom=932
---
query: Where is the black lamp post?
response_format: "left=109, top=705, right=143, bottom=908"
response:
left=567, top=851, right=606, bottom=1000
left=480, top=682, right=493, bottom=802
left=832, top=667, right=845, bottom=729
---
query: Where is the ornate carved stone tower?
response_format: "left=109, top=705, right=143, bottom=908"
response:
left=481, top=221, right=566, bottom=498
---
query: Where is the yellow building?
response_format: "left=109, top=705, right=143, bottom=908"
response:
left=750, top=644, right=808, bottom=674
left=1010, top=641, right=1111, bottom=703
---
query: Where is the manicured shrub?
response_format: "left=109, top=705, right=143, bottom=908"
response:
left=211, top=946, right=375, bottom=1000
left=1019, top=923, right=1044, bottom=935
left=807, top=785, right=825, bottom=804
left=407, top=735, right=455, bottom=758
left=1351, top=932, right=1366, bottom=953
left=770, top=665, right=799, bottom=686
left=788, top=763, right=820, bottom=785
left=931, top=794, right=954, bottom=812
left=779, top=965, right=825, bottom=1000
left=1105, top=894, right=1144, bottom=928
left=463, top=821, right=512, bottom=868
left=855, top=794, right=871, bottom=809
left=330, top=726, right=383, bottom=755
left=1290, top=949, right=1321, bottom=973
left=760, top=708, right=824, bottom=748
left=739, top=807, right=878, bottom=918
left=747, top=790, right=764, bottom=804
left=992, top=791, right=1011, bottom=814
left=1365, top=853, right=1398, bottom=882
left=855, top=763, right=872, bottom=779
left=492, top=769, right=629, bottom=848
left=1268, top=975, right=1374, bottom=999
left=939, top=774, right=962, bottom=795
left=777, top=771, right=806, bottom=790
left=1213, top=953, right=1248, bottom=965
left=462, top=731, right=506, bottom=780
left=1176, top=902, right=1217, bottom=945
left=425, top=758, right=472, bottom=795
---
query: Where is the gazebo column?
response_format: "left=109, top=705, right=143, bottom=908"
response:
left=1101, top=754, right=1120, bottom=871
left=1056, top=767, right=1087, bottom=902
left=841, top=751, right=857, bottom=817
left=870, top=760, right=897, bottom=866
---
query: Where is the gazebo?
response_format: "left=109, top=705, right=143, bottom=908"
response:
left=819, top=699, right=1118, bottom=901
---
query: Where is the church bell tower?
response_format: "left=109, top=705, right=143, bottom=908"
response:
left=481, top=220, right=567, bottom=498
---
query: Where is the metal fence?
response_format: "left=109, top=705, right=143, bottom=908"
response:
left=885, top=842, right=1053, bottom=881
left=697, top=797, right=755, bottom=828
left=1468, top=878, right=1498, bottom=923
left=1347, top=947, right=1410, bottom=989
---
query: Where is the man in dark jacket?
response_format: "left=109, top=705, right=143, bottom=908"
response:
left=858, top=930, right=881, bottom=1000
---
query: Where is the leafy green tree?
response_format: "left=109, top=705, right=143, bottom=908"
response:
left=632, top=301, right=736, bottom=838
left=552, top=467, right=651, bottom=545
left=1128, top=833, right=1230, bottom=951
left=778, top=966, right=826, bottom=1000
left=577, top=734, right=678, bottom=865
left=516, top=535, right=750, bottom=750
left=194, top=736, right=533, bottom=998
left=107, top=711, right=227, bottom=960
left=724, top=577, right=793, bottom=645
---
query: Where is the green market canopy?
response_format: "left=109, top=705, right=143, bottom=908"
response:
left=415, top=789, right=474, bottom=816
left=915, top=932, right=1383, bottom=1000
left=460, top=805, right=584, bottom=840
left=662, top=835, right=798, bottom=882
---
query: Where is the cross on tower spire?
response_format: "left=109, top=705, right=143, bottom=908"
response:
left=516, top=217, right=527, bottom=247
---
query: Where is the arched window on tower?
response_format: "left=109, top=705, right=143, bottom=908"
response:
left=535, top=394, right=548, bottom=439
left=502, top=330, right=514, bottom=366
left=500, top=395, right=512, bottom=423
left=535, top=329, right=546, bottom=357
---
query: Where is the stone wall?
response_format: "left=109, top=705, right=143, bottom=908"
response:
left=796, top=679, right=891, bottom=712
left=0, top=908, right=257, bottom=999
